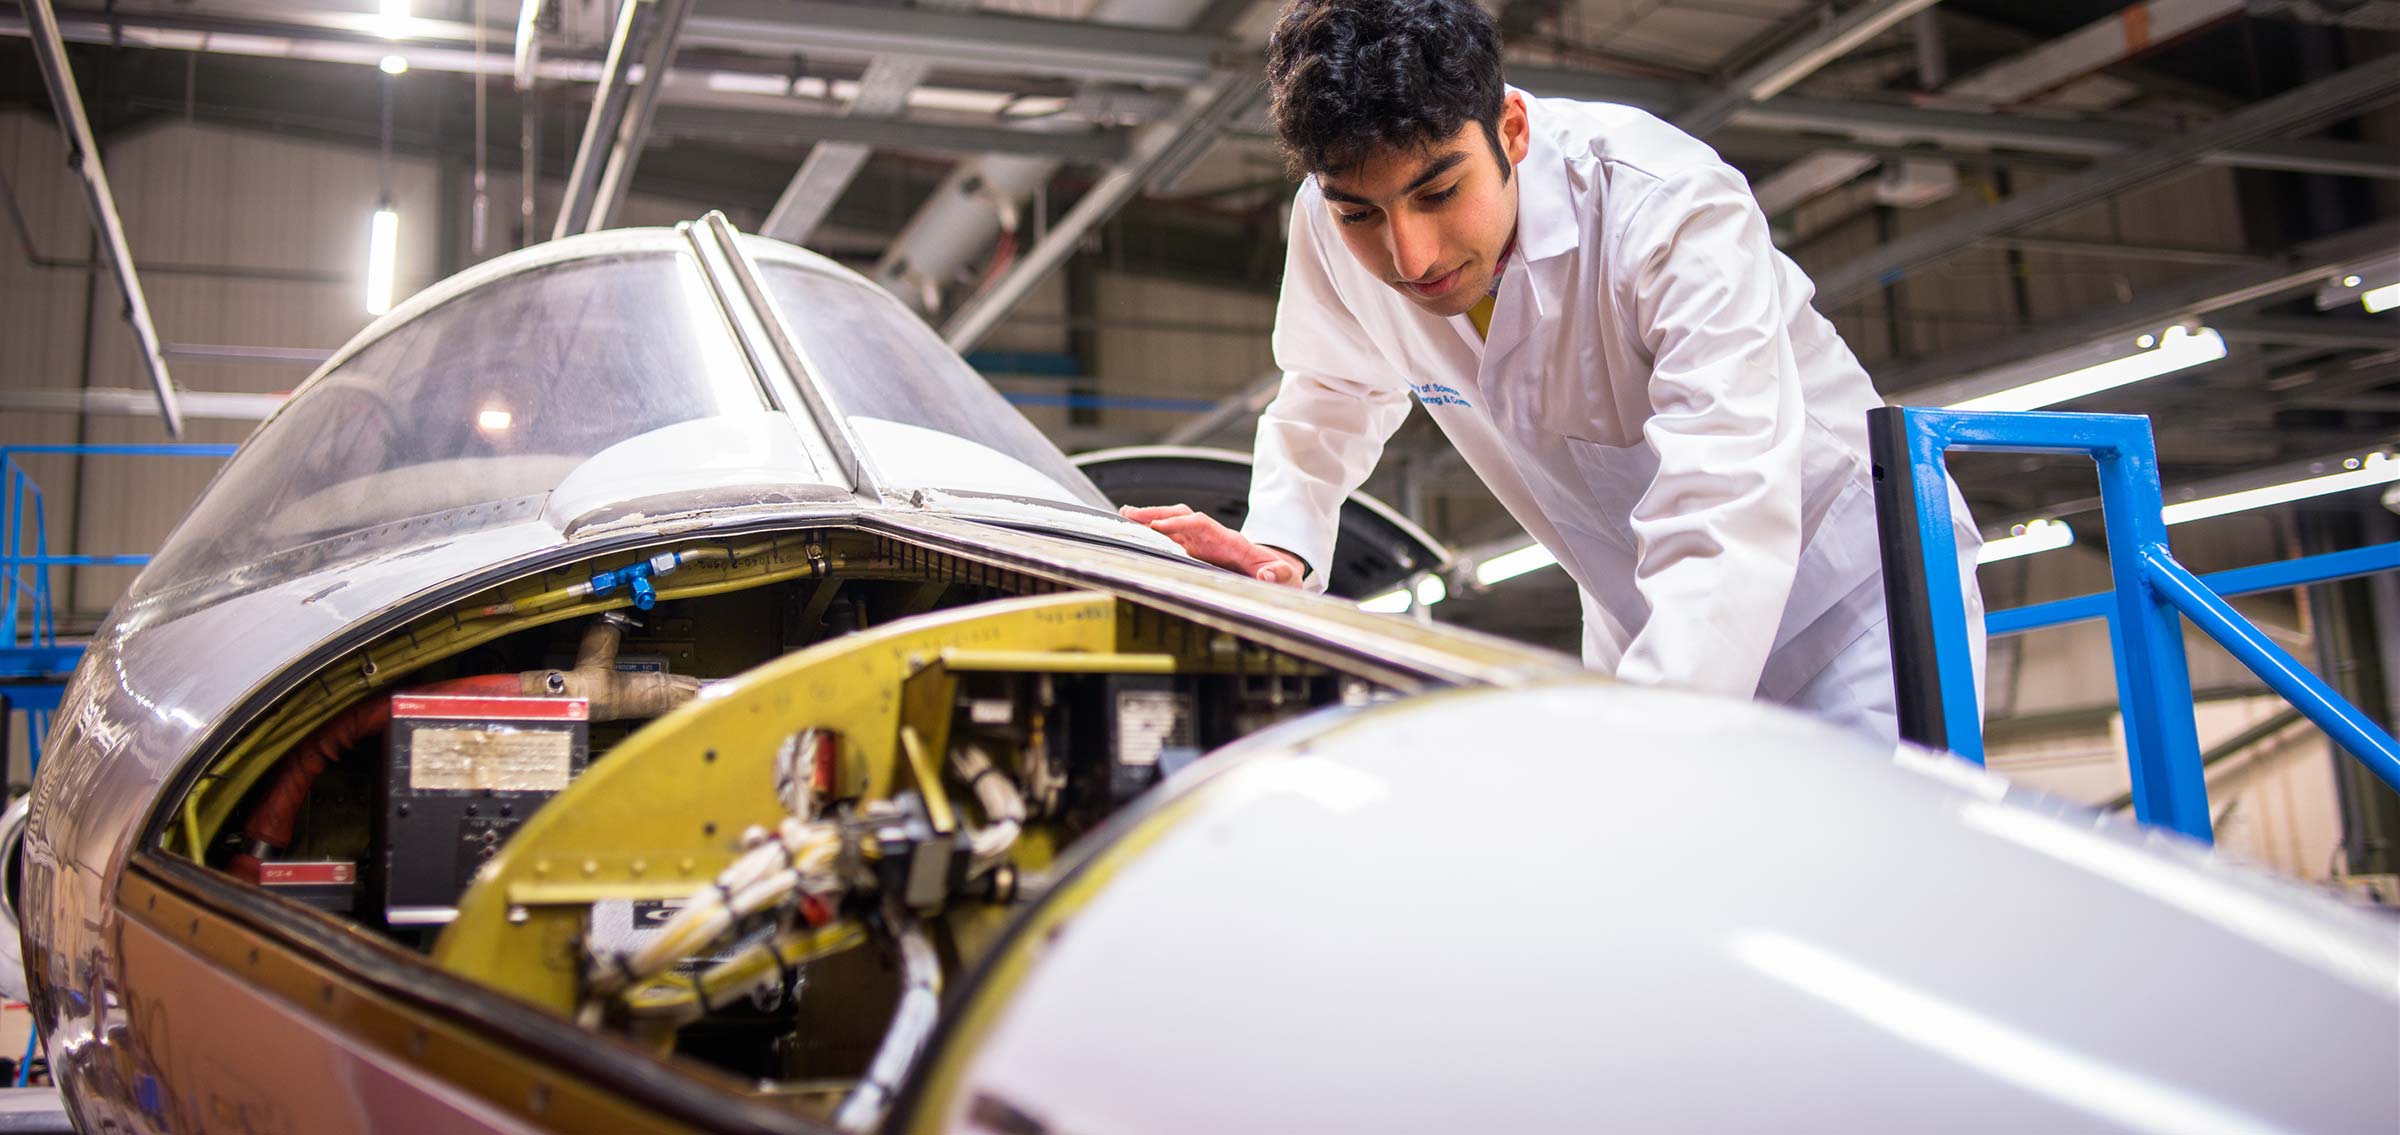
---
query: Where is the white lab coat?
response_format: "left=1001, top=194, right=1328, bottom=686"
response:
left=1243, top=92, right=1986, bottom=740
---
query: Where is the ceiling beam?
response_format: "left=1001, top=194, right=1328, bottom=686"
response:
left=11, top=5, right=2396, bottom=185
left=1980, top=235, right=2269, bottom=268
left=1874, top=220, right=2400, bottom=399
left=2210, top=314, right=2400, bottom=352
left=941, top=72, right=1253, bottom=352
left=553, top=0, right=650, bottom=238
left=587, top=0, right=694, bottom=233
left=648, top=102, right=1134, bottom=163
left=1673, top=0, right=1944, bottom=136
left=19, top=0, right=183, bottom=435
left=680, top=0, right=1224, bottom=86
left=1814, top=56, right=2400, bottom=304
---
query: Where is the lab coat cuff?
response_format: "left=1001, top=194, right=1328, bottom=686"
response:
left=1241, top=516, right=1336, bottom=595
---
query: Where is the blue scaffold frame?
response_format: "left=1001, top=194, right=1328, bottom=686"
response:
left=1867, top=407, right=2400, bottom=844
left=2, top=443, right=238, bottom=777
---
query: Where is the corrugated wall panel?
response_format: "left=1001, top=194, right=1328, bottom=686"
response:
left=1091, top=270, right=1275, bottom=442
left=0, top=111, right=100, bottom=624
left=55, top=121, right=444, bottom=611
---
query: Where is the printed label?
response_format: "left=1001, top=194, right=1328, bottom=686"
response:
left=409, top=726, right=575, bottom=792
left=1408, top=380, right=1473, bottom=408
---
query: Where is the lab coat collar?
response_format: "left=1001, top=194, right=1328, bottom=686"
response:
left=1508, top=87, right=1579, bottom=265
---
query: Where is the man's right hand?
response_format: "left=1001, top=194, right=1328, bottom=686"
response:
left=1119, top=504, right=1306, bottom=586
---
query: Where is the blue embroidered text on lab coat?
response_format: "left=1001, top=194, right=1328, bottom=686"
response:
left=1410, top=380, right=1473, bottom=408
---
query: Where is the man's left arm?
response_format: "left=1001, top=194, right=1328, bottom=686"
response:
left=1614, top=165, right=1808, bottom=699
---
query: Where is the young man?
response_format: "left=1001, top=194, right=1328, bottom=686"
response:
left=1125, top=0, right=1984, bottom=744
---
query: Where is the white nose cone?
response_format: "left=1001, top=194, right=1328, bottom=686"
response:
left=907, top=683, right=2399, bottom=1135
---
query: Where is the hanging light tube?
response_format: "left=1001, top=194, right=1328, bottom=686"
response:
left=2162, top=451, right=2400, bottom=526
left=1976, top=519, right=2074, bottom=564
left=1945, top=325, right=2226, bottom=413
left=1359, top=573, right=1450, bottom=613
left=365, top=204, right=399, bottom=315
left=1475, top=543, right=1560, bottom=587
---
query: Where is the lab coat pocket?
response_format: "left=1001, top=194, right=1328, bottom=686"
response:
left=1546, top=432, right=1658, bottom=557
left=1530, top=338, right=1644, bottom=449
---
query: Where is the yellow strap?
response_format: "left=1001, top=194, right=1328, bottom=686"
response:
left=1466, top=293, right=1496, bottom=340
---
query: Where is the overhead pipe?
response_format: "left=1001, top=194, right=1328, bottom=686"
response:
left=587, top=0, right=695, bottom=232
left=20, top=0, right=184, bottom=436
left=944, top=72, right=1252, bottom=352
left=870, top=0, right=1225, bottom=315
left=554, top=0, right=652, bottom=238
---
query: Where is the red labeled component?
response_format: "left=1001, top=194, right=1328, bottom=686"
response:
left=391, top=694, right=590, bottom=722
left=258, top=862, right=357, bottom=886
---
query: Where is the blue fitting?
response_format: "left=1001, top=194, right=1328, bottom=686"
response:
left=586, top=552, right=683, bottom=610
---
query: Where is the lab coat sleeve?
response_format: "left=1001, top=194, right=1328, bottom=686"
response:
left=1613, top=165, right=1807, bottom=698
left=1241, top=187, right=1416, bottom=592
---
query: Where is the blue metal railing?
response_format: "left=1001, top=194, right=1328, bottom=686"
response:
left=2, top=443, right=237, bottom=776
left=1868, top=408, right=2400, bottom=844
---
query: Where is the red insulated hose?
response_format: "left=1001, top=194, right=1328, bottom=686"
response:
left=227, top=673, right=521, bottom=882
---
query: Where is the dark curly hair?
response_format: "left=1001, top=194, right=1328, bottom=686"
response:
left=1265, top=0, right=1508, bottom=179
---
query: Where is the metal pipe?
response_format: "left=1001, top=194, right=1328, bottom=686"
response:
left=1980, top=235, right=2267, bottom=268
left=553, top=0, right=649, bottom=238
left=21, top=0, right=184, bottom=437
left=0, top=387, right=286, bottom=421
left=942, top=73, right=1250, bottom=352
left=2142, top=546, right=2400, bottom=791
left=1814, top=57, right=2400, bottom=303
left=588, top=0, right=693, bottom=232
left=1675, top=0, right=1945, bottom=136
left=2104, top=707, right=2309, bottom=814
left=872, top=0, right=1227, bottom=318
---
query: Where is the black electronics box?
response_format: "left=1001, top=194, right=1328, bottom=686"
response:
left=379, top=693, right=588, bottom=927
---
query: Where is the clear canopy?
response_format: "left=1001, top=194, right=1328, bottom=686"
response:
left=756, top=261, right=1113, bottom=512
left=137, top=250, right=773, bottom=604
left=131, top=236, right=1126, bottom=625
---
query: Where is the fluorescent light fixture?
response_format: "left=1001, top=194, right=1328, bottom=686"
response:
left=1946, top=326, right=2225, bottom=413
left=365, top=206, right=399, bottom=315
left=2314, top=254, right=2399, bottom=310
left=2163, top=451, right=2399, bottom=525
left=477, top=407, right=513, bottom=432
left=1414, top=575, right=1447, bottom=606
left=376, top=0, right=410, bottom=37
left=1474, top=542, right=1560, bottom=587
left=1977, top=519, right=2074, bottom=564
left=378, top=54, right=409, bottom=75
left=1359, top=574, right=1449, bottom=613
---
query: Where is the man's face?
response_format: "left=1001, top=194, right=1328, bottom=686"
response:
left=1315, top=91, right=1529, bottom=318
